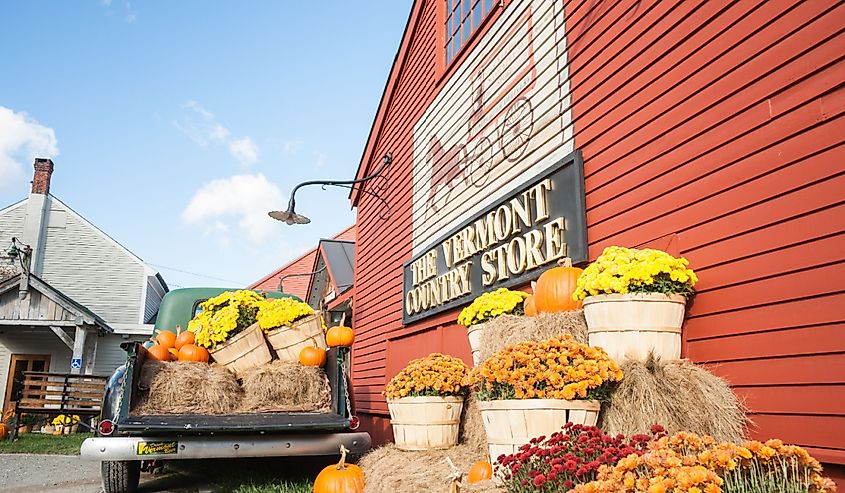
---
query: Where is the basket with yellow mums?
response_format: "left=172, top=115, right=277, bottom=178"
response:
left=457, top=288, right=529, bottom=366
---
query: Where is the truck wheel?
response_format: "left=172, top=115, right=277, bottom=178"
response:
left=102, top=460, right=141, bottom=493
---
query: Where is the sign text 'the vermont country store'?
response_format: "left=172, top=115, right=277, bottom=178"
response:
left=402, top=152, right=587, bottom=324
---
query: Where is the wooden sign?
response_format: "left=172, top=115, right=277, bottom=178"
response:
left=412, top=0, right=575, bottom=256
left=403, top=151, right=587, bottom=324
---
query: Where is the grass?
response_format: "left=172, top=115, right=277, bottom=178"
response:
left=224, top=479, right=313, bottom=493
left=0, top=431, right=92, bottom=455
left=171, top=457, right=323, bottom=493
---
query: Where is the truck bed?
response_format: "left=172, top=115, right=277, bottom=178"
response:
left=120, top=412, right=348, bottom=435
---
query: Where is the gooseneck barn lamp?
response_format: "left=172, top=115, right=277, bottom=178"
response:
left=269, top=153, right=393, bottom=225
left=278, top=266, right=326, bottom=292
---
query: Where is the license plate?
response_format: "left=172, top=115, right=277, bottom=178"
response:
left=136, top=441, right=178, bottom=456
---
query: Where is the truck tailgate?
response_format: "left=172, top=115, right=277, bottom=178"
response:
left=119, top=412, right=349, bottom=434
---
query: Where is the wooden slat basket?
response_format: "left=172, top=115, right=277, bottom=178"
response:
left=477, top=399, right=600, bottom=462
left=265, top=314, right=327, bottom=363
left=583, top=293, right=687, bottom=361
left=466, top=322, right=486, bottom=366
left=208, top=322, right=272, bottom=375
left=388, top=396, right=464, bottom=451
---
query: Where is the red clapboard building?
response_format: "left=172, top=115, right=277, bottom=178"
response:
left=349, top=0, right=844, bottom=484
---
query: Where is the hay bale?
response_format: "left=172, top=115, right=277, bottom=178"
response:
left=132, top=361, right=243, bottom=414
left=239, top=361, right=331, bottom=412
left=459, top=394, right=488, bottom=457
left=359, top=444, right=501, bottom=493
left=600, top=354, right=748, bottom=442
left=478, top=310, right=588, bottom=363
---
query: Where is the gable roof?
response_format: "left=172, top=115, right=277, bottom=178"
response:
left=0, top=273, right=112, bottom=332
left=248, top=224, right=357, bottom=298
left=350, top=1, right=422, bottom=206
left=305, top=239, right=356, bottom=307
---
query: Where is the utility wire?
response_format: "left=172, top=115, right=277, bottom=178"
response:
left=147, top=263, right=248, bottom=286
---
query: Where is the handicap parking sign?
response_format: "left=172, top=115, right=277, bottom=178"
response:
left=71, top=358, right=82, bottom=369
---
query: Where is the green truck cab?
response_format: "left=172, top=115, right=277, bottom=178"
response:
left=80, top=288, right=370, bottom=493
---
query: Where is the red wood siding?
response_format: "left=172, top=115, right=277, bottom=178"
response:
left=351, top=0, right=845, bottom=478
left=249, top=225, right=356, bottom=300
left=565, top=0, right=845, bottom=467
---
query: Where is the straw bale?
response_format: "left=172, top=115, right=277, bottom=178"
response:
left=478, top=310, right=588, bottom=363
left=239, top=360, right=331, bottom=412
left=360, top=444, right=501, bottom=493
left=132, top=361, right=243, bottom=414
left=601, top=354, right=748, bottom=442
left=459, top=394, right=488, bottom=457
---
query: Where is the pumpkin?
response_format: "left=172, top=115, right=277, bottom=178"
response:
left=523, top=295, right=537, bottom=317
left=155, top=330, right=177, bottom=349
left=300, top=346, right=327, bottom=367
left=146, top=344, right=171, bottom=362
left=174, top=327, right=195, bottom=350
left=467, top=461, right=493, bottom=484
left=178, top=344, right=209, bottom=363
left=313, top=445, right=364, bottom=493
left=326, top=325, right=355, bottom=347
left=168, top=348, right=179, bottom=360
left=534, top=257, right=583, bottom=312
left=0, top=423, right=8, bottom=441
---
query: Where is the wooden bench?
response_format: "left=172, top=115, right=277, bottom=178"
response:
left=10, top=371, right=107, bottom=439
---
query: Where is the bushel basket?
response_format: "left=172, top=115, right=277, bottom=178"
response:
left=265, top=314, right=327, bottom=363
left=208, top=322, right=272, bottom=375
left=388, top=396, right=464, bottom=451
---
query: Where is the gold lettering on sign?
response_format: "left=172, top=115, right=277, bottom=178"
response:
left=405, top=175, right=574, bottom=317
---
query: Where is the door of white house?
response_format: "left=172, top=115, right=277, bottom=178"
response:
left=3, top=354, right=51, bottom=415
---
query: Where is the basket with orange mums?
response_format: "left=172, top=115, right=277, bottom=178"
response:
left=469, top=335, right=624, bottom=463
left=384, top=353, right=470, bottom=451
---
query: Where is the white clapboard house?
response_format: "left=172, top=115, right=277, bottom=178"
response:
left=0, top=159, right=167, bottom=412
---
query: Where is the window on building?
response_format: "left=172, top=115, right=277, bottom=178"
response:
left=445, top=0, right=495, bottom=65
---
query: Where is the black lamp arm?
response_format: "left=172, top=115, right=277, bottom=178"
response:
left=284, top=153, right=392, bottom=211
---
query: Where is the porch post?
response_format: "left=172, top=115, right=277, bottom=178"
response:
left=83, top=331, right=98, bottom=375
left=71, top=325, right=87, bottom=375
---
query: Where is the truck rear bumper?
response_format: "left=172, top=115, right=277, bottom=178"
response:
left=80, top=432, right=371, bottom=461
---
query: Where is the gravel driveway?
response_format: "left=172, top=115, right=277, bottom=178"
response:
left=0, top=455, right=209, bottom=493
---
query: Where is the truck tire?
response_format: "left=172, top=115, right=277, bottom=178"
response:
left=102, top=460, right=141, bottom=493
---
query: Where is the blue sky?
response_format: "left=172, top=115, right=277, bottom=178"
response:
left=0, top=1, right=410, bottom=288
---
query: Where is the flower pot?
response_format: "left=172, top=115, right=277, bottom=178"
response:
left=208, top=322, right=273, bottom=375
left=18, top=424, right=32, bottom=434
left=477, top=399, right=600, bottom=463
left=466, top=323, right=487, bottom=366
left=583, top=293, right=686, bottom=361
left=388, top=396, right=464, bottom=451
left=265, top=314, right=327, bottom=363
left=52, top=425, right=63, bottom=436
left=41, top=425, right=55, bottom=434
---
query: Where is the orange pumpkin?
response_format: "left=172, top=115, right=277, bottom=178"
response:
left=0, top=423, right=8, bottom=441
left=534, top=258, right=583, bottom=312
left=174, top=328, right=195, bottom=350
left=178, top=344, right=209, bottom=363
left=146, top=344, right=171, bottom=362
left=155, top=330, right=177, bottom=349
left=299, top=346, right=327, bottom=367
left=313, top=445, right=364, bottom=493
left=523, top=295, right=538, bottom=317
left=326, top=325, right=355, bottom=347
left=467, top=461, right=493, bottom=484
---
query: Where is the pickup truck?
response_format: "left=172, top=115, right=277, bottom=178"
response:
left=81, top=288, right=371, bottom=493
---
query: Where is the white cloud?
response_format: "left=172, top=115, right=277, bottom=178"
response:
left=174, top=100, right=261, bottom=168
left=283, top=140, right=302, bottom=155
left=229, top=137, right=259, bottom=168
left=312, top=150, right=327, bottom=168
left=182, top=173, right=284, bottom=244
left=100, top=0, right=112, bottom=5
left=0, top=107, right=59, bottom=195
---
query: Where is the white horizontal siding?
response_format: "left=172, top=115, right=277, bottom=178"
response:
left=0, top=202, right=27, bottom=263
left=93, top=333, right=146, bottom=376
left=144, top=276, right=166, bottom=323
left=40, top=198, right=145, bottom=324
left=0, top=329, right=73, bottom=411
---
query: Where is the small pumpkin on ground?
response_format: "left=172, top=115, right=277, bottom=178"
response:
left=178, top=344, right=209, bottom=363
left=0, top=422, right=8, bottom=441
left=534, top=257, right=583, bottom=312
left=300, top=346, right=327, bottom=367
left=467, top=460, right=493, bottom=483
left=146, top=344, right=171, bottom=362
left=326, top=325, right=355, bottom=347
left=313, top=445, right=364, bottom=493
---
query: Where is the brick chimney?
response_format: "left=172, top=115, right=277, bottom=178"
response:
left=31, top=158, right=54, bottom=194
